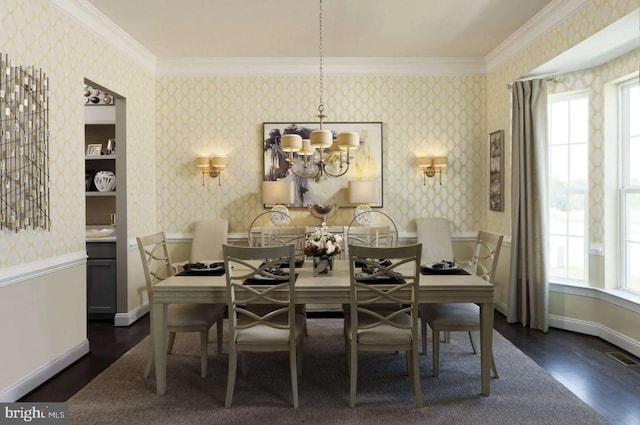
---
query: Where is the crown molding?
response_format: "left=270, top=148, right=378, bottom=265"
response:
left=49, top=0, right=157, bottom=74
left=156, top=57, right=486, bottom=77
left=485, top=0, right=590, bottom=72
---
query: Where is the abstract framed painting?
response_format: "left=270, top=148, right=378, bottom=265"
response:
left=263, top=122, right=383, bottom=208
left=489, top=129, right=504, bottom=212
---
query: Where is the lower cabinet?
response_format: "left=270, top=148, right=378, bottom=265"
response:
left=87, top=242, right=117, bottom=319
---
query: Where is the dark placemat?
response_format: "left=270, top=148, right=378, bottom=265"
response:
left=421, top=266, right=470, bottom=276
left=176, top=268, right=225, bottom=276
left=244, top=273, right=298, bottom=285
left=356, top=275, right=406, bottom=285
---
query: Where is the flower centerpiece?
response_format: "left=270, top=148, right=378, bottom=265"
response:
left=304, top=222, right=342, bottom=276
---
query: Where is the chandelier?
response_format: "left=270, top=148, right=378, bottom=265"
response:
left=281, top=0, right=359, bottom=179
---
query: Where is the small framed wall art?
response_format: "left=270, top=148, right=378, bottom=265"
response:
left=489, top=130, right=504, bottom=211
left=86, top=144, right=102, bottom=156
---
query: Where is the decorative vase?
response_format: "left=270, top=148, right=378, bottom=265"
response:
left=94, top=171, right=116, bottom=192
left=313, top=254, right=334, bottom=277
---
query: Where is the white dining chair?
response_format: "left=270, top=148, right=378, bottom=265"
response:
left=137, top=231, right=225, bottom=379
left=419, top=230, right=503, bottom=378
left=222, top=243, right=305, bottom=408
left=345, top=243, right=423, bottom=408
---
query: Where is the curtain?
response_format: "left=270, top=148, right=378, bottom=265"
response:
left=507, top=79, right=549, bottom=332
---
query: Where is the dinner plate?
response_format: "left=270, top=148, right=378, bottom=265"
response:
left=423, top=262, right=461, bottom=272
left=186, top=266, right=223, bottom=273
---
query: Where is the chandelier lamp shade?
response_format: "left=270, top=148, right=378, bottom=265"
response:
left=281, top=0, right=360, bottom=179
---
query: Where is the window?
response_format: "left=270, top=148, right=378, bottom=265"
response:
left=548, top=92, right=589, bottom=283
left=620, top=79, right=640, bottom=293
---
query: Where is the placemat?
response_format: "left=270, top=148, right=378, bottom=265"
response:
left=244, top=273, right=299, bottom=285
left=421, top=267, right=470, bottom=276
left=176, top=269, right=225, bottom=277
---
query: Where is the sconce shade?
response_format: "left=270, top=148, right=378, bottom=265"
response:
left=433, top=156, right=448, bottom=167
left=348, top=180, right=379, bottom=204
left=262, top=180, right=295, bottom=206
left=195, top=157, right=210, bottom=168
left=281, top=134, right=302, bottom=152
left=415, top=156, right=433, bottom=169
left=210, top=156, right=228, bottom=169
left=310, top=129, right=332, bottom=148
left=338, top=131, right=359, bottom=150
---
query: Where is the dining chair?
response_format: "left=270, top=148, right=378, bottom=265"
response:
left=172, top=218, right=229, bottom=271
left=343, top=211, right=401, bottom=323
left=419, top=230, right=503, bottom=378
left=345, top=243, right=423, bottom=408
left=415, top=217, right=455, bottom=354
left=136, top=231, right=225, bottom=379
left=248, top=211, right=308, bottom=333
left=222, top=243, right=305, bottom=408
left=171, top=218, right=228, bottom=354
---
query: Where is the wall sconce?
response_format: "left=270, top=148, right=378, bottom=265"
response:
left=415, top=155, right=448, bottom=185
left=195, top=155, right=228, bottom=186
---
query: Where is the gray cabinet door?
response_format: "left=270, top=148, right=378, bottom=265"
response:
left=87, top=259, right=116, bottom=315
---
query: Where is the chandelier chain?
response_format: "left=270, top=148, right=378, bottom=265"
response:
left=318, top=0, right=324, bottom=121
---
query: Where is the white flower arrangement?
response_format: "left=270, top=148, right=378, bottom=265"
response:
left=304, top=222, right=343, bottom=257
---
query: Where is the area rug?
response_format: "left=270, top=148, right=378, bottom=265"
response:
left=68, top=319, right=609, bottom=424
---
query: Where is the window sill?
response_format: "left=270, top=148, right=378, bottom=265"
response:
left=550, top=282, right=640, bottom=314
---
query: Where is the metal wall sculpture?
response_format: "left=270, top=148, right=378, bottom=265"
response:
left=0, top=53, right=50, bottom=231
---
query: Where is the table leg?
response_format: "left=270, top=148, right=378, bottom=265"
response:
left=152, top=302, right=167, bottom=395
left=479, top=301, right=494, bottom=396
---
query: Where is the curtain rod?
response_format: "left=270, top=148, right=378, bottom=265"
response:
left=507, top=76, right=562, bottom=89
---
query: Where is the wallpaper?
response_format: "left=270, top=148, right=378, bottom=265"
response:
left=0, top=0, right=156, bottom=268
left=155, top=75, right=486, bottom=235
left=485, top=0, right=638, bottom=237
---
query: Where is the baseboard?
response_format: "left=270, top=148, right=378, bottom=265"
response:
left=114, top=303, right=149, bottom=327
left=495, top=299, right=508, bottom=316
left=549, top=314, right=640, bottom=358
left=0, top=339, right=90, bottom=402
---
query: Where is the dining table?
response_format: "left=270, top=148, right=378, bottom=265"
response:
left=150, top=259, right=495, bottom=397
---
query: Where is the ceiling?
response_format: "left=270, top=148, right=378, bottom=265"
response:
left=86, top=0, right=553, bottom=59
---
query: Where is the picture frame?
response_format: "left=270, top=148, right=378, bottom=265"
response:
left=489, top=130, right=504, bottom=211
left=86, top=144, right=102, bottom=156
left=263, top=122, right=383, bottom=208
left=106, top=138, right=116, bottom=155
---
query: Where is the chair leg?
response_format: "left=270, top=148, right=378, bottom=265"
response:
left=468, top=331, right=478, bottom=354
left=432, top=330, right=440, bottom=377
left=167, top=331, right=176, bottom=354
left=144, top=345, right=154, bottom=379
left=444, top=330, right=450, bottom=343
left=216, top=317, right=224, bottom=355
left=349, top=342, right=358, bottom=408
left=289, top=345, right=299, bottom=408
left=421, top=318, right=427, bottom=356
left=491, top=355, right=499, bottom=379
left=410, top=347, right=423, bottom=408
left=200, top=331, right=208, bottom=378
left=224, top=347, right=237, bottom=408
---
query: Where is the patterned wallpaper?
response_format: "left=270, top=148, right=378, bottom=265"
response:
left=1, top=0, right=636, bottom=269
left=155, top=75, right=486, bottom=235
left=485, top=0, right=638, bottom=237
left=0, top=0, right=156, bottom=268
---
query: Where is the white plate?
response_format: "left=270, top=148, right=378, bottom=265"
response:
left=86, top=228, right=114, bottom=238
left=423, top=262, right=461, bottom=272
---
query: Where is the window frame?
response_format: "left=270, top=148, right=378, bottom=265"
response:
left=547, top=91, right=590, bottom=285
left=619, top=78, right=640, bottom=293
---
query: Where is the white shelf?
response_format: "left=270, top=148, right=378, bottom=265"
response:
left=84, top=105, right=115, bottom=124
left=86, top=191, right=116, bottom=197
left=85, top=155, right=115, bottom=160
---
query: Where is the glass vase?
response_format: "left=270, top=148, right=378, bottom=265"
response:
left=313, top=254, right=334, bottom=277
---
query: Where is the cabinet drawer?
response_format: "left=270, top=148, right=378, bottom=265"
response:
left=87, top=242, right=116, bottom=259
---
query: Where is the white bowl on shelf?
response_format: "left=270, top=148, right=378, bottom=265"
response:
left=86, top=228, right=114, bottom=238
left=94, top=171, right=116, bottom=192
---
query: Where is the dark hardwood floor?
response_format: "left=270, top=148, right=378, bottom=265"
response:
left=20, top=313, right=640, bottom=425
